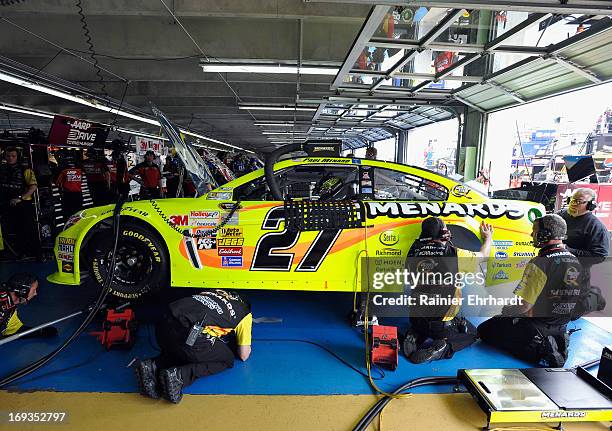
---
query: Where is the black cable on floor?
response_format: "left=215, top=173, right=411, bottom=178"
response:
left=254, top=338, right=385, bottom=380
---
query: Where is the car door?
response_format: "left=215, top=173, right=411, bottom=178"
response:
left=189, top=162, right=366, bottom=292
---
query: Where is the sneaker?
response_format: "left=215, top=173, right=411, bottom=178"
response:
left=541, top=336, right=567, bottom=368
left=409, top=339, right=449, bottom=364
left=134, top=359, right=160, bottom=399
left=159, top=367, right=184, bottom=404
left=402, top=332, right=418, bottom=358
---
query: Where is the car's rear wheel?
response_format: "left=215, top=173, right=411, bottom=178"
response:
left=89, top=221, right=169, bottom=299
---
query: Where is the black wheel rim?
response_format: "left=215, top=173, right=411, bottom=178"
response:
left=103, top=238, right=154, bottom=286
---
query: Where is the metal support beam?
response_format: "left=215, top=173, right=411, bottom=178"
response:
left=435, top=53, right=481, bottom=81
left=453, top=94, right=485, bottom=113
left=369, top=8, right=464, bottom=91
left=484, top=13, right=550, bottom=51
left=485, top=81, right=525, bottom=103
left=548, top=55, right=603, bottom=83
left=304, top=0, right=612, bottom=15
left=348, top=70, right=484, bottom=83
left=330, top=5, right=391, bottom=90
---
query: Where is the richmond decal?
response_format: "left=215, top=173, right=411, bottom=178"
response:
left=365, top=202, right=526, bottom=220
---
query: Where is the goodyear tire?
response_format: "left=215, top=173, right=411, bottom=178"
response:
left=89, top=222, right=168, bottom=299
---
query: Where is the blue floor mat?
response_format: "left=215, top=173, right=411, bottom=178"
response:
left=1, top=262, right=611, bottom=395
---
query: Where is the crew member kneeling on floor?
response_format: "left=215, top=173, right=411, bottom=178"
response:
left=134, top=289, right=252, bottom=403
left=1, top=273, right=58, bottom=339
left=403, top=216, right=493, bottom=363
left=478, top=214, right=603, bottom=367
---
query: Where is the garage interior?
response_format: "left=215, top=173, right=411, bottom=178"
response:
left=1, top=1, right=612, bottom=430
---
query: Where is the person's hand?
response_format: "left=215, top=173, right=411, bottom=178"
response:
left=9, top=197, right=21, bottom=206
left=480, top=221, right=493, bottom=241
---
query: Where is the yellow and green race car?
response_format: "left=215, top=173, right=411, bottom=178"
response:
left=48, top=155, right=544, bottom=299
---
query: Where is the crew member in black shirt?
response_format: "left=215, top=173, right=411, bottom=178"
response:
left=134, top=290, right=252, bottom=403
left=478, top=214, right=597, bottom=367
left=558, top=188, right=608, bottom=313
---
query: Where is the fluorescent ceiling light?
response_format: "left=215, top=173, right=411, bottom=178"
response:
left=263, top=132, right=308, bottom=135
left=201, top=64, right=338, bottom=76
left=0, top=71, right=252, bottom=152
left=254, top=122, right=310, bottom=127
left=239, top=105, right=317, bottom=112
left=0, top=104, right=54, bottom=119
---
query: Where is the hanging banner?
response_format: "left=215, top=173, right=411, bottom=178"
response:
left=135, top=136, right=167, bottom=156
left=48, top=115, right=109, bottom=148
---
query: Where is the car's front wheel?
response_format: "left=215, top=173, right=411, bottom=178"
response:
left=89, top=221, right=169, bottom=299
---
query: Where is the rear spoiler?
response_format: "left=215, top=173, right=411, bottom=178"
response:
left=491, top=182, right=558, bottom=212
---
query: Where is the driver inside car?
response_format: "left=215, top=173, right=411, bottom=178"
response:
left=316, top=175, right=344, bottom=200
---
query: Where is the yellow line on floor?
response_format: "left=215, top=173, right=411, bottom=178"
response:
left=0, top=391, right=608, bottom=431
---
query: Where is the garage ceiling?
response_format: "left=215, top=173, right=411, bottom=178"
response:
left=0, top=1, right=610, bottom=153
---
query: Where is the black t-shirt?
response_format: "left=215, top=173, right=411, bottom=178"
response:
left=558, top=210, right=609, bottom=266
left=514, top=245, right=588, bottom=326
left=168, top=290, right=252, bottom=345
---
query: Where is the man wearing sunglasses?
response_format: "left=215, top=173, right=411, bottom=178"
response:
left=558, top=188, right=608, bottom=315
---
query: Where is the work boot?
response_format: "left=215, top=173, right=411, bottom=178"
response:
left=540, top=336, right=567, bottom=368
left=409, top=339, right=449, bottom=364
left=134, top=359, right=160, bottom=399
left=402, top=331, right=418, bottom=358
left=159, top=367, right=184, bottom=404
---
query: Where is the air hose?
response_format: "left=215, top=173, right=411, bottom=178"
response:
left=0, top=197, right=125, bottom=388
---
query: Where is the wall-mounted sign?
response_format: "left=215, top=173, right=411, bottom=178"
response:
left=135, top=136, right=166, bottom=156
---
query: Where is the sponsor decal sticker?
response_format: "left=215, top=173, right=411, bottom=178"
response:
left=62, top=261, right=74, bottom=273
left=493, top=240, right=513, bottom=250
left=379, top=230, right=399, bottom=246
left=222, top=256, right=243, bottom=267
left=58, top=252, right=73, bottom=261
left=513, top=251, right=536, bottom=257
left=450, top=184, right=471, bottom=199
left=189, top=210, right=220, bottom=227
left=365, top=202, right=526, bottom=220
left=375, top=248, right=402, bottom=256
left=494, top=251, right=508, bottom=260
left=197, top=237, right=217, bottom=250
left=217, top=237, right=244, bottom=246
left=304, top=157, right=351, bottom=164
left=541, top=411, right=585, bottom=419
left=493, top=270, right=509, bottom=280
left=59, top=237, right=76, bottom=245
left=492, top=262, right=511, bottom=268
left=515, top=260, right=528, bottom=269
left=218, top=247, right=243, bottom=256
left=170, top=215, right=189, bottom=226
left=515, top=241, right=534, bottom=246
left=219, top=227, right=243, bottom=237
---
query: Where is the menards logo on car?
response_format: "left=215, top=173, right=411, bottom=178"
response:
left=365, top=202, right=527, bottom=220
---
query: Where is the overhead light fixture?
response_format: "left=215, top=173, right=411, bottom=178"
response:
left=0, top=103, right=55, bottom=119
left=201, top=64, right=338, bottom=76
left=254, top=122, right=311, bottom=127
left=262, top=131, right=309, bottom=136
left=239, top=105, right=317, bottom=112
left=0, top=70, right=252, bottom=152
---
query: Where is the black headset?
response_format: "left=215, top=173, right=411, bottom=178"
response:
left=565, top=195, right=597, bottom=211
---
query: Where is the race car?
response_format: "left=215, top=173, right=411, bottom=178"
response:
left=48, top=150, right=544, bottom=299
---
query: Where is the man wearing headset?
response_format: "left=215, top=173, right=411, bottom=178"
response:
left=558, top=188, right=608, bottom=314
left=478, top=214, right=596, bottom=367
left=403, top=217, right=493, bottom=363
left=0, top=273, right=58, bottom=339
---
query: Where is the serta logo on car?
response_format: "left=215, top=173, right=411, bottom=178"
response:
left=494, top=251, right=508, bottom=259
left=379, top=230, right=399, bottom=246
